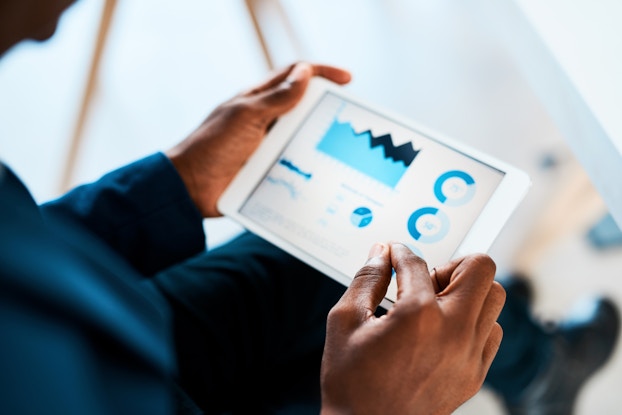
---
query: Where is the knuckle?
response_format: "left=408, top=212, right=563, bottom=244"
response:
left=326, top=304, right=344, bottom=321
left=354, top=263, right=384, bottom=280
left=327, top=302, right=356, bottom=326
left=483, top=282, right=506, bottom=318
left=407, top=254, right=428, bottom=270
left=219, top=98, right=252, bottom=117
left=266, top=84, right=298, bottom=107
left=491, top=322, right=504, bottom=342
left=393, top=298, right=440, bottom=330
left=464, top=253, right=496, bottom=275
left=234, top=98, right=255, bottom=113
left=490, top=281, right=506, bottom=303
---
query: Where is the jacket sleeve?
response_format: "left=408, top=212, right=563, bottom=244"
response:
left=41, top=152, right=206, bottom=276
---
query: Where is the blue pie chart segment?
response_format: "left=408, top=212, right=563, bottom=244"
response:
left=351, top=207, right=373, bottom=228
left=434, top=170, right=476, bottom=206
left=407, top=207, right=450, bottom=243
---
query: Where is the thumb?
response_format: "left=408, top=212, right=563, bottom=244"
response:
left=252, top=63, right=313, bottom=116
left=338, top=243, right=392, bottom=323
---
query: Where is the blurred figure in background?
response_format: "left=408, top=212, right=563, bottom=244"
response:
left=488, top=275, right=619, bottom=414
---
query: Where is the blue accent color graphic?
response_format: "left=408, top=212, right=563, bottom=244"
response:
left=407, top=207, right=450, bottom=243
left=266, top=176, right=298, bottom=199
left=434, top=170, right=476, bottom=206
left=350, top=207, right=373, bottom=228
left=278, top=158, right=312, bottom=180
left=317, top=118, right=420, bottom=188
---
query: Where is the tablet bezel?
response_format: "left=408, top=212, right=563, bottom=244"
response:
left=218, top=77, right=531, bottom=309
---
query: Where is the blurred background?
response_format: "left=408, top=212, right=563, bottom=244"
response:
left=0, top=0, right=621, bottom=413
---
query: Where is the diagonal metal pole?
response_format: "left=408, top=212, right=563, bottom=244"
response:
left=244, top=0, right=275, bottom=71
left=59, top=0, right=118, bottom=192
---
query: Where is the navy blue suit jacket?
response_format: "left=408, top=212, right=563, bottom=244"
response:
left=0, top=153, right=206, bottom=415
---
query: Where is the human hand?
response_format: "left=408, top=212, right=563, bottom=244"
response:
left=166, top=62, right=351, bottom=217
left=320, top=243, right=505, bottom=415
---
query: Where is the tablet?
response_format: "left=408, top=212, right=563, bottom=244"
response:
left=218, top=77, right=531, bottom=309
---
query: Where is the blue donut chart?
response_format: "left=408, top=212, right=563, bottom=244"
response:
left=407, top=207, right=450, bottom=243
left=434, top=170, right=476, bottom=206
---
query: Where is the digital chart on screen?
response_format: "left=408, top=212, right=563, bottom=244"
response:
left=239, top=92, right=505, bottom=281
left=316, top=118, right=420, bottom=188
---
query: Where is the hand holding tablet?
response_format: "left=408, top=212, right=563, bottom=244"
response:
left=166, top=63, right=352, bottom=217
left=218, top=76, right=530, bottom=308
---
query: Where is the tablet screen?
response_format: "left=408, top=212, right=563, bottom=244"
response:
left=238, top=92, right=505, bottom=301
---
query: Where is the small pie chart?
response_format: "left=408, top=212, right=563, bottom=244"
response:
left=350, top=207, right=373, bottom=228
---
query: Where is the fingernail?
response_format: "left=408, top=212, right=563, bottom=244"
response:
left=368, top=243, right=384, bottom=259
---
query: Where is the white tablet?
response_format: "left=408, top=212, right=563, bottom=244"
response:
left=218, top=77, right=530, bottom=309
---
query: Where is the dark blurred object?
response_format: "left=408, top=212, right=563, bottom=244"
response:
left=505, top=297, right=620, bottom=415
left=490, top=275, right=620, bottom=415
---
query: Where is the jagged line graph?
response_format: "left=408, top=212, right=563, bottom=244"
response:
left=316, top=118, right=420, bottom=188
left=366, top=131, right=419, bottom=166
left=278, top=158, right=312, bottom=180
left=266, top=176, right=299, bottom=199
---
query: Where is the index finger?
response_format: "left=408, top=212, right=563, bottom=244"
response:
left=309, top=63, right=352, bottom=84
left=390, top=243, right=435, bottom=303
left=246, top=62, right=351, bottom=95
left=336, top=243, right=392, bottom=324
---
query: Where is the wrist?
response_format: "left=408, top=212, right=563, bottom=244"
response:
left=165, top=149, right=207, bottom=217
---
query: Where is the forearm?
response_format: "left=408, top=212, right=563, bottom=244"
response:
left=41, top=152, right=206, bottom=276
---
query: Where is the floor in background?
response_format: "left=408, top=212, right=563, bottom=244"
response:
left=1, top=1, right=621, bottom=414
